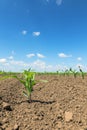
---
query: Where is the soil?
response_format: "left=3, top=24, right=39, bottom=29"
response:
left=0, top=74, right=87, bottom=130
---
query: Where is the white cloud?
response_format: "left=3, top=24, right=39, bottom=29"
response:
left=33, top=32, right=40, bottom=36
left=37, top=53, right=45, bottom=58
left=55, top=65, right=61, bottom=70
left=0, top=59, right=30, bottom=72
left=0, top=58, right=7, bottom=63
left=0, top=58, right=86, bottom=72
left=8, top=56, right=14, bottom=60
left=10, top=60, right=28, bottom=66
left=21, top=30, right=27, bottom=35
left=26, top=53, right=45, bottom=58
left=58, top=53, right=72, bottom=58
left=31, top=61, right=61, bottom=72
left=45, top=65, right=53, bottom=71
left=77, top=57, right=82, bottom=61
left=56, top=0, right=63, bottom=6
left=31, top=60, right=46, bottom=71
left=26, top=53, right=35, bottom=58
left=33, top=60, right=45, bottom=67
left=3, top=63, right=10, bottom=66
left=7, top=59, right=51, bottom=72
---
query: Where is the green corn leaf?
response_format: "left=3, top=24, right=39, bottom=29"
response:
left=12, top=75, right=26, bottom=86
left=23, top=91, right=28, bottom=97
left=36, top=79, right=48, bottom=83
left=0, top=75, right=12, bottom=80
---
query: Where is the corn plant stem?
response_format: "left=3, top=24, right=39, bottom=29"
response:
left=28, top=93, right=32, bottom=103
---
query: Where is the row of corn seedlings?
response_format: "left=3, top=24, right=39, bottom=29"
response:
left=0, top=67, right=86, bottom=102
left=37, top=67, right=87, bottom=79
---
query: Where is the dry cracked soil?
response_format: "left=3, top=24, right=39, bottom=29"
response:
left=0, top=74, right=87, bottom=130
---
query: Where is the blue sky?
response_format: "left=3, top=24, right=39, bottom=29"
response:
left=0, top=0, right=87, bottom=72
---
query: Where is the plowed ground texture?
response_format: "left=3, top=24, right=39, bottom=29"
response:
left=0, top=74, right=87, bottom=130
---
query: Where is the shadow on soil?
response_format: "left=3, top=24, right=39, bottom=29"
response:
left=31, top=100, right=55, bottom=104
left=15, top=100, right=56, bottom=104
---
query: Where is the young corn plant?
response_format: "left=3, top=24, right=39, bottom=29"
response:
left=13, top=69, right=36, bottom=102
left=78, top=66, right=85, bottom=79
left=69, top=68, right=78, bottom=78
left=73, top=71, right=78, bottom=78
left=0, top=69, right=48, bottom=103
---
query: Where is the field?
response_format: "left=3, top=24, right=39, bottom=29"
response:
left=0, top=73, right=87, bottom=130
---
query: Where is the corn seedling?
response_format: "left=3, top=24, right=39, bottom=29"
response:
left=78, top=66, right=85, bottom=79
left=69, top=68, right=78, bottom=78
left=0, top=69, right=48, bottom=102
left=12, top=69, right=36, bottom=102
